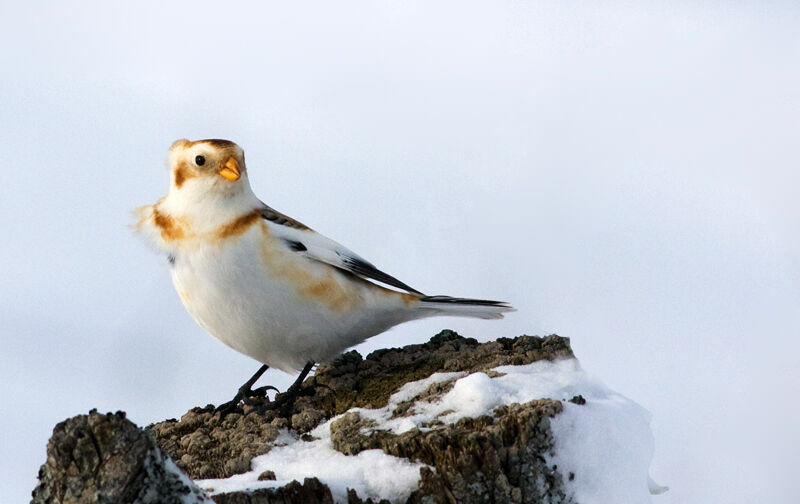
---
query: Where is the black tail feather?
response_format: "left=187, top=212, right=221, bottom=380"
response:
left=420, top=295, right=512, bottom=308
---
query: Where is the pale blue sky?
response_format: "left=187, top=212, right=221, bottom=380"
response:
left=1, top=2, right=798, bottom=502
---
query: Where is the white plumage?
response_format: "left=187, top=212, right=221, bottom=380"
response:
left=136, top=139, right=513, bottom=373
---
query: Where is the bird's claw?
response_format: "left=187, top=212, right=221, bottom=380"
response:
left=252, top=385, right=280, bottom=396
left=217, top=383, right=278, bottom=416
left=242, top=385, right=279, bottom=405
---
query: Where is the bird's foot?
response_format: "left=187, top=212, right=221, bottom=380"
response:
left=261, top=361, right=316, bottom=414
left=261, top=382, right=309, bottom=414
left=216, top=383, right=279, bottom=416
left=216, top=364, right=275, bottom=417
left=216, top=361, right=316, bottom=417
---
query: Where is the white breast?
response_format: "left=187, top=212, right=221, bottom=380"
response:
left=169, top=226, right=410, bottom=372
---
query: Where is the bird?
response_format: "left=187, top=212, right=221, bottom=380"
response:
left=135, top=138, right=514, bottom=411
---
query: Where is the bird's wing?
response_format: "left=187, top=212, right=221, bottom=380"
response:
left=260, top=205, right=312, bottom=230
left=259, top=205, right=424, bottom=295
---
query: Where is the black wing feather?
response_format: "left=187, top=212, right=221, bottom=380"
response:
left=339, top=255, right=424, bottom=295
left=282, top=239, right=308, bottom=252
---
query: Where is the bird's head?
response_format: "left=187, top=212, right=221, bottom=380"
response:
left=167, top=138, right=249, bottom=195
left=138, top=138, right=260, bottom=240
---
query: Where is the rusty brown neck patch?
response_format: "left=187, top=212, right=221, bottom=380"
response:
left=216, top=210, right=262, bottom=239
left=153, top=208, right=186, bottom=241
left=152, top=208, right=262, bottom=243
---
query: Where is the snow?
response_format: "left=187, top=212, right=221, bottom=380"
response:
left=162, top=457, right=215, bottom=504
left=196, top=428, right=427, bottom=503
left=197, top=358, right=665, bottom=503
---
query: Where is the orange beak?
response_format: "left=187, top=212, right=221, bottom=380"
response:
left=219, top=157, right=240, bottom=181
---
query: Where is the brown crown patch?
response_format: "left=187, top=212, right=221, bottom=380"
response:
left=199, top=139, right=237, bottom=148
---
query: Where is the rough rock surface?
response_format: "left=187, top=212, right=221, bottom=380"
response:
left=330, top=399, right=569, bottom=504
left=33, top=331, right=575, bottom=504
left=211, top=478, right=334, bottom=504
left=31, top=410, right=210, bottom=504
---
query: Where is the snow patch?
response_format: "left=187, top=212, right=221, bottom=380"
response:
left=197, top=427, right=426, bottom=503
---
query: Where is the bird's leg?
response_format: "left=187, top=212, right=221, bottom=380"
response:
left=285, top=360, right=316, bottom=397
left=217, top=364, right=276, bottom=414
left=266, top=361, right=316, bottom=410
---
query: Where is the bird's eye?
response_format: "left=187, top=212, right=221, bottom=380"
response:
left=195, top=155, right=206, bottom=166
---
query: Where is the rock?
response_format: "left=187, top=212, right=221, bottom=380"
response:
left=213, top=478, right=334, bottom=504
left=568, top=395, right=586, bottom=405
left=257, top=470, right=276, bottom=481
left=33, top=331, right=576, bottom=503
left=291, top=408, right=328, bottom=434
left=147, top=331, right=571, bottom=482
left=31, top=409, right=210, bottom=504
left=148, top=406, right=281, bottom=479
left=328, top=400, right=569, bottom=504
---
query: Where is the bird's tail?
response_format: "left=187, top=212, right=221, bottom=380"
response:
left=416, top=295, right=515, bottom=320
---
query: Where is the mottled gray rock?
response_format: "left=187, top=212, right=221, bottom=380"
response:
left=329, top=399, right=570, bottom=504
left=148, top=406, right=282, bottom=479
left=212, top=478, right=334, bottom=504
left=31, top=409, right=209, bottom=504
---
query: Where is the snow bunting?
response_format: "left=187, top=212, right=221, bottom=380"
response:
left=136, top=139, right=513, bottom=408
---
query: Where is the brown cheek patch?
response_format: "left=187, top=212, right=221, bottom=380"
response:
left=153, top=209, right=186, bottom=241
left=216, top=210, right=262, bottom=239
left=173, top=161, right=195, bottom=189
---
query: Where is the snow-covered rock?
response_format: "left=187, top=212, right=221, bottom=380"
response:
left=32, top=331, right=665, bottom=504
